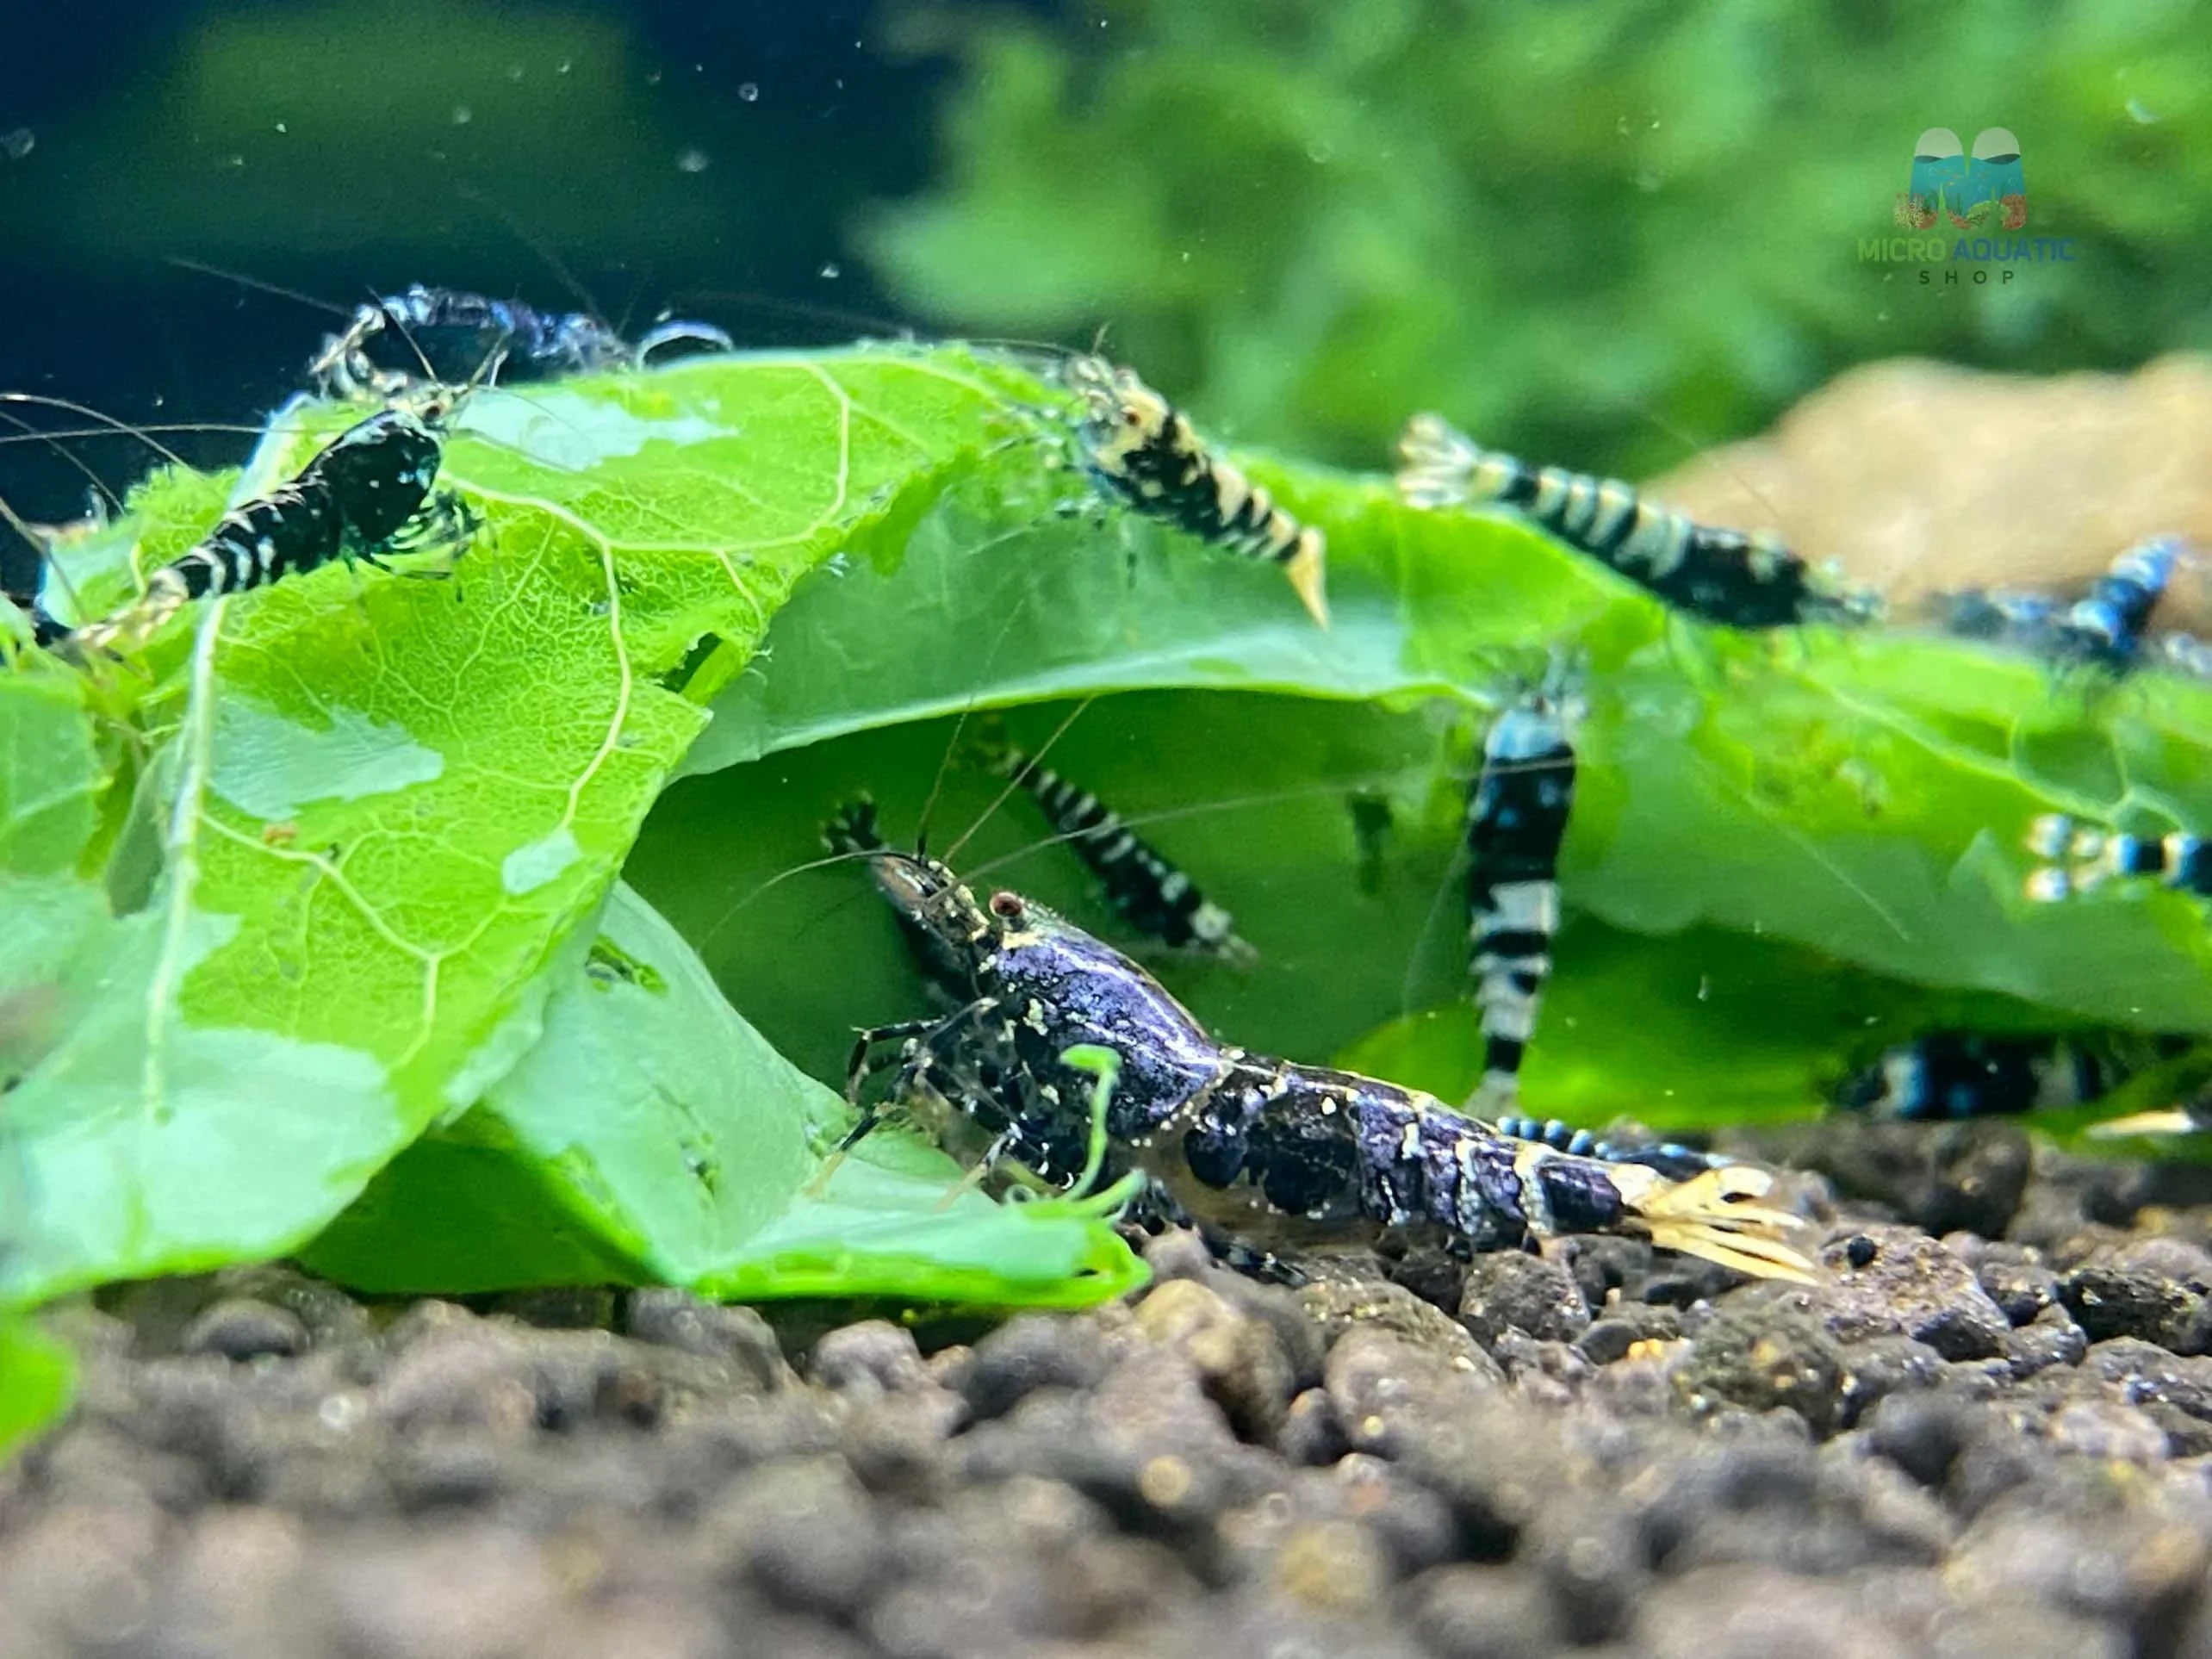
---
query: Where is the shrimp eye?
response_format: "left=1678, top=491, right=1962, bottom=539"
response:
left=989, top=892, right=1025, bottom=921
left=1122, top=409, right=1142, bottom=426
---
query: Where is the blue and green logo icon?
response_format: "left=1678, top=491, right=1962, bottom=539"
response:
left=1897, top=127, right=2026, bottom=230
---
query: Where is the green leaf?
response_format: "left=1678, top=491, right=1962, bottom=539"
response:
left=304, top=881, right=1143, bottom=1306
left=679, top=456, right=1445, bottom=774
left=9, top=348, right=1090, bottom=1307
left=0, top=1314, right=72, bottom=1464
left=3, top=663, right=419, bottom=1303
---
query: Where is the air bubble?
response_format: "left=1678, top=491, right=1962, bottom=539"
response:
left=738, top=82, right=760, bottom=103
left=451, top=105, right=472, bottom=125
left=677, top=147, right=710, bottom=173
left=818, top=262, right=841, bottom=280
left=2127, top=96, right=2159, bottom=124
left=0, top=128, right=31, bottom=161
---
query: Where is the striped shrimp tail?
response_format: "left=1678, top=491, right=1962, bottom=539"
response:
left=1395, top=413, right=1487, bottom=508
left=823, top=797, right=888, bottom=858
left=1609, top=1164, right=1817, bottom=1284
left=1282, top=528, right=1330, bottom=630
left=63, top=570, right=192, bottom=658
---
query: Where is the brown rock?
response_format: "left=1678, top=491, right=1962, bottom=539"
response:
left=1648, top=354, right=2212, bottom=631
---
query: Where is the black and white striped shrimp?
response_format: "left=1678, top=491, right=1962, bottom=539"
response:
left=1831, top=1017, right=2212, bottom=1143
left=1063, top=355, right=1330, bottom=630
left=0, top=388, right=276, bottom=648
left=1940, top=589, right=2062, bottom=649
left=836, top=847, right=1813, bottom=1283
left=1830, top=1028, right=2165, bottom=1121
left=310, top=284, right=732, bottom=400
left=1463, top=688, right=1579, bottom=1112
left=1395, top=413, right=1879, bottom=630
left=1937, top=536, right=2188, bottom=674
left=58, top=387, right=479, bottom=657
left=2022, top=812, right=2211, bottom=904
left=978, top=735, right=1252, bottom=961
left=2056, top=536, right=2187, bottom=670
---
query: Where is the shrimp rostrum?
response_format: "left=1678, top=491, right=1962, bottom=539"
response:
left=839, top=847, right=1815, bottom=1283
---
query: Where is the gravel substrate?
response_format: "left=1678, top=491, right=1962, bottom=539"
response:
left=12, top=1116, right=2212, bottom=1657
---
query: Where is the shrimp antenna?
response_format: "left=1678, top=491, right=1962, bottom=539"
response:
left=692, top=841, right=894, bottom=954
left=361, top=288, right=446, bottom=393
left=0, top=407, right=126, bottom=516
left=0, top=395, right=193, bottom=472
left=0, top=421, right=304, bottom=451
left=909, top=600, right=1035, bottom=857
left=165, top=255, right=353, bottom=318
left=941, top=694, right=1095, bottom=867
left=663, top=286, right=916, bottom=344
left=455, top=181, right=611, bottom=329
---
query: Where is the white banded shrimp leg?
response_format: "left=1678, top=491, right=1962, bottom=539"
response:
left=1491, top=1115, right=1731, bottom=1180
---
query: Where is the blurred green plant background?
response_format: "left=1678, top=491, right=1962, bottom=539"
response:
left=862, top=0, right=2212, bottom=475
